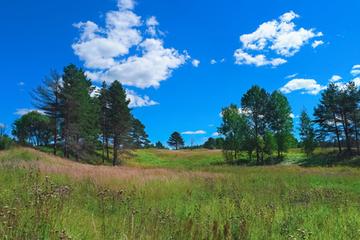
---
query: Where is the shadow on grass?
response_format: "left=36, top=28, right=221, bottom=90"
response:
left=297, top=150, right=360, bottom=167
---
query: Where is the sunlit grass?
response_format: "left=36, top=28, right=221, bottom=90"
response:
left=1, top=147, right=360, bottom=239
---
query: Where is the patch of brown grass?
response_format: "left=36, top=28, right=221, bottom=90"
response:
left=7, top=148, right=220, bottom=186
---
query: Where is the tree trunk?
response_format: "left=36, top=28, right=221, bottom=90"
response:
left=53, top=118, right=57, bottom=156
left=341, top=112, right=351, bottom=152
left=106, top=137, right=110, bottom=161
left=102, top=134, right=105, bottom=164
left=354, top=112, right=360, bottom=155
left=332, top=113, right=342, bottom=153
left=113, top=136, right=118, bottom=166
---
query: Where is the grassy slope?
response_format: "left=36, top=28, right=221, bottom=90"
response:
left=1, top=147, right=360, bottom=239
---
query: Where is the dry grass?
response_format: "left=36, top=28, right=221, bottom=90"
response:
left=2, top=147, right=220, bottom=186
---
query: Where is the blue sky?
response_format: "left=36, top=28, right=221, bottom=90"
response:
left=1, top=0, right=360, bottom=145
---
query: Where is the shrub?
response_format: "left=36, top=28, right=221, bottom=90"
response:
left=0, top=135, right=13, bottom=150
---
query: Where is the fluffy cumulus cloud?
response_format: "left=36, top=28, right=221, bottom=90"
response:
left=234, top=11, right=323, bottom=67
left=192, top=59, right=200, bottom=67
left=351, top=65, right=360, bottom=76
left=72, top=0, right=189, bottom=106
left=280, top=78, right=326, bottom=95
left=329, top=75, right=342, bottom=82
left=182, top=130, right=207, bottom=135
left=234, top=50, right=287, bottom=67
left=312, top=40, right=324, bottom=48
left=126, top=90, right=159, bottom=108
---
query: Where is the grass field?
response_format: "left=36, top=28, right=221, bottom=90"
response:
left=1, top=147, right=360, bottom=239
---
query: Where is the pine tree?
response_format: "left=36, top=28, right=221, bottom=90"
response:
left=167, top=132, right=184, bottom=150
left=299, top=110, right=316, bottom=156
left=60, top=64, right=99, bottom=160
left=32, top=70, right=62, bottom=155
left=129, top=117, right=150, bottom=149
left=314, top=83, right=343, bottom=153
left=155, top=141, right=165, bottom=149
left=98, top=82, right=111, bottom=162
left=108, top=80, right=132, bottom=166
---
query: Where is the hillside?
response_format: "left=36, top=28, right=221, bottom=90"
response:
left=1, top=147, right=360, bottom=239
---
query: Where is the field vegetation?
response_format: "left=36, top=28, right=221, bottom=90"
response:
left=1, top=147, right=360, bottom=239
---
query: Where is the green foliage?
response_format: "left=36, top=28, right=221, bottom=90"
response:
left=129, top=117, right=150, bottom=149
left=203, top=137, right=224, bottom=149
left=300, top=110, right=317, bottom=156
left=12, top=111, right=52, bottom=146
left=269, top=91, right=293, bottom=157
left=60, top=64, right=100, bottom=160
left=107, top=80, right=132, bottom=165
left=263, top=131, right=276, bottom=157
left=219, top=87, right=294, bottom=165
left=155, top=141, right=165, bottom=149
left=219, top=104, right=252, bottom=163
left=167, top=132, right=184, bottom=150
left=0, top=135, right=13, bottom=150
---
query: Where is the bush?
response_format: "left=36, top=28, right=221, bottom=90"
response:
left=0, top=135, right=13, bottom=150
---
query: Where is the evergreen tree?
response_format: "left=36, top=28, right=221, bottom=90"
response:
left=60, top=64, right=99, bottom=160
left=314, top=83, right=343, bottom=153
left=98, top=82, right=111, bottom=162
left=32, top=70, right=62, bottom=155
left=129, top=117, right=150, bottom=149
left=203, top=137, right=216, bottom=149
left=299, top=110, right=316, bottom=156
left=167, top=132, right=184, bottom=150
left=155, top=141, right=165, bottom=149
left=108, top=80, right=132, bottom=166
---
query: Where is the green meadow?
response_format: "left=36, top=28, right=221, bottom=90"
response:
left=1, top=147, right=360, bottom=239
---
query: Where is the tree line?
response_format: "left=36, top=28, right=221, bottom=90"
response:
left=312, top=81, right=360, bottom=155
left=12, top=64, right=150, bottom=165
left=218, top=85, right=294, bottom=165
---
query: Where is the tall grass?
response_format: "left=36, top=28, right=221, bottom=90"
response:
left=1, top=148, right=360, bottom=239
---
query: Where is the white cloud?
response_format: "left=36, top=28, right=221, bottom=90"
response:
left=351, top=65, right=360, bottom=76
left=285, top=73, right=298, bottom=79
left=182, top=130, right=207, bottom=135
left=146, top=16, right=160, bottom=36
left=280, top=78, right=326, bottom=95
left=212, top=132, right=220, bottom=137
left=234, top=11, right=323, bottom=67
left=234, top=49, right=287, bottom=67
left=73, top=0, right=188, bottom=89
left=329, top=75, right=342, bottom=82
left=290, top=113, right=299, bottom=119
left=18, top=81, right=25, bottom=86
left=352, top=77, right=360, bottom=87
left=118, top=0, right=135, bottom=10
left=210, top=59, right=217, bottom=65
left=192, top=59, right=200, bottom=67
left=14, top=109, right=45, bottom=116
left=312, top=40, right=324, bottom=48
left=126, top=89, right=159, bottom=108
